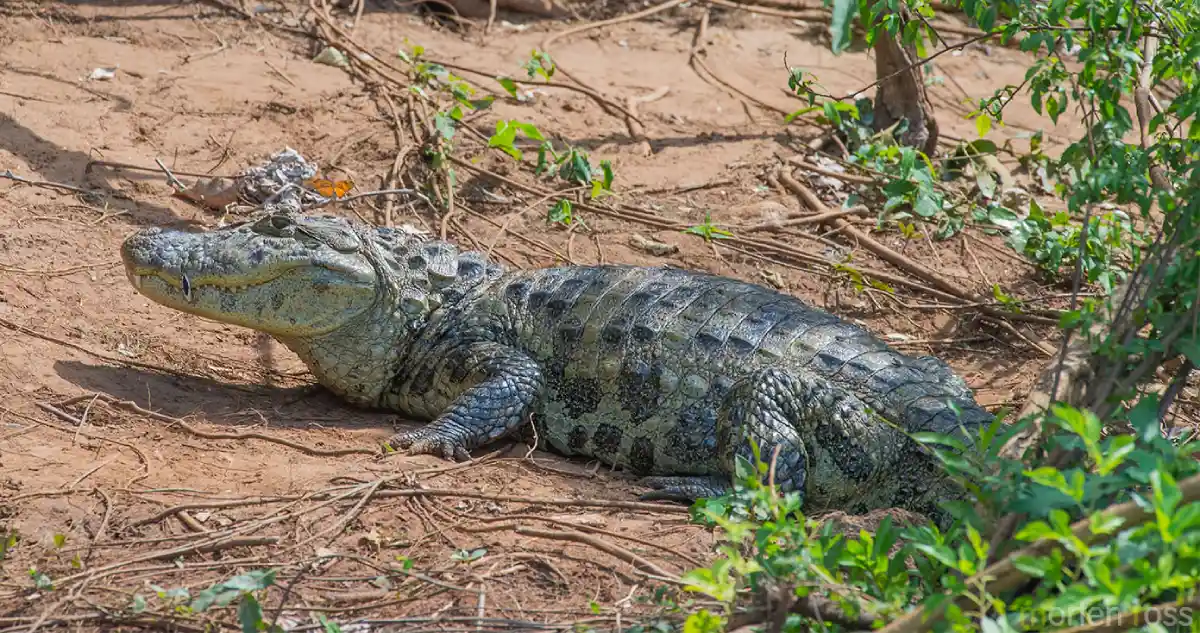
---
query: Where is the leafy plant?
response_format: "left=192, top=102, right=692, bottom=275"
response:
left=522, top=49, right=556, bottom=82
left=1007, top=200, right=1136, bottom=293
left=487, top=119, right=546, bottom=161
left=832, top=256, right=894, bottom=293
left=451, top=547, right=487, bottom=563
left=175, top=569, right=283, bottom=633
left=675, top=398, right=1200, bottom=632
left=785, top=82, right=960, bottom=237
left=547, top=199, right=578, bottom=227
left=683, top=211, right=733, bottom=242
left=28, top=566, right=52, bottom=591
left=496, top=50, right=555, bottom=101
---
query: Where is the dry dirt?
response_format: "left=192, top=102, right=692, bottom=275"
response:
left=0, top=1, right=1085, bottom=631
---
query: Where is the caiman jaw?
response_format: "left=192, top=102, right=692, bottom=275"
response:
left=120, top=223, right=380, bottom=338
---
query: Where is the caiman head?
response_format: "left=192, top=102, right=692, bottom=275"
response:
left=122, top=212, right=383, bottom=337
left=121, top=211, right=500, bottom=405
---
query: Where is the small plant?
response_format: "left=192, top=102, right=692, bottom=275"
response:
left=187, top=569, right=280, bottom=633
left=487, top=119, right=546, bottom=161
left=486, top=119, right=615, bottom=206
left=673, top=398, right=1200, bottom=632
left=451, top=547, right=487, bottom=563
left=784, top=75, right=960, bottom=237
left=1006, top=200, right=1136, bottom=293
left=832, top=255, right=894, bottom=293
left=496, top=50, right=556, bottom=101
left=991, top=284, right=1024, bottom=313
left=522, top=49, right=556, bottom=82
left=535, top=142, right=612, bottom=195
left=399, top=42, right=494, bottom=116
left=28, top=566, right=53, bottom=591
left=684, top=211, right=733, bottom=242
left=547, top=199, right=578, bottom=227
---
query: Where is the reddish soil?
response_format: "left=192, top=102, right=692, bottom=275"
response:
left=0, top=1, right=1079, bottom=630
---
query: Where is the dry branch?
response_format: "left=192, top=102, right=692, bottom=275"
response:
left=775, top=171, right=1057, bottom=326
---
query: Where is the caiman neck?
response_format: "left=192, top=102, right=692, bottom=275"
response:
left=275, top=309, right=408, bottom=409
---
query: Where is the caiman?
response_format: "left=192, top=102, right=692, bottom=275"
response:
left=120, top=209, right=992, bottom=527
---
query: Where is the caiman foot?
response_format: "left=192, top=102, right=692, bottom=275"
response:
left=638, top=475, right=732, bottom=502
left=384, top=425, right=472, bottom=462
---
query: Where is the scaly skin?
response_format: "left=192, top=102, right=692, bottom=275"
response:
left=121, top=211, right=993, bottom=528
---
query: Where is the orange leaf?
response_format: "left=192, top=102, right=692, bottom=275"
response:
left=305, top=177, right=354, bottom=199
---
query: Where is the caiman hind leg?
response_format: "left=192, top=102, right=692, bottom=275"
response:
left=640, top=368, right=812, bottom=503
left=385, top=341, right=544, bottom=461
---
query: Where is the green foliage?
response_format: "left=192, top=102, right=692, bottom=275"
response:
left=399, top=43, right=494, bottom=117
left=785, top=86, right=962, bottom=238
left=828, top=0, right=860, bottom=54
left=28, top=566, right=53, bottom=591
left=522, top=49, right=556, bottom=81
left=547, top=199, right=577, bottom=227
left=833, top=255, right=895, bottom=293
left=487, top=119, right=546, bottom=160
left=190, top=569, right=276, bottom=612
left=683, top=211, right=734, bottom=242
left=676, top=401, right=1200, bottom=632
left=451, top=547, right=487, bottom=562
left=1007, top=200, right=1136, bottom=293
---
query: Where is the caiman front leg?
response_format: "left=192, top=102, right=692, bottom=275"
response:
left=385, top=341, right=544, bottom=462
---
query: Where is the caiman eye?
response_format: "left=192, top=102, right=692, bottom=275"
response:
left=253, top=213, right=296, bottom=236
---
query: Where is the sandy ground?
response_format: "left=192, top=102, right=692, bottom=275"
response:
left=0, top=1, right=1095, bottom=630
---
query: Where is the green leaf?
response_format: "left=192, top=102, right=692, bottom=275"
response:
left=434, top=112, right=456, bottom=141
left=514, top=121, right=545, bottom=141
left=911, top=542, right=960, bottom=568
left=976, top=114, right=992, bottom=138
left=1089, top=510, right=1125, bottom=535
left=191, top=570, right=276, bottom=612
left=1095, top=435, right=1135, bottom=475
left=988, top=206, right=1020, bottom=230
left=913, top=192, right=941, bottom=218
left=1025, top=466, right=1068, bottom=494
left=238, top=594, right=265, bottom=633
left=496, top=76, right=519, bottom=98
left=0, top=532, right=16, bottom=561
left=910, top=431, right=967, bottom=452
left=599, top=160, right=614, bottom=190
left=976, top=169, right=997, bottom=199
left=1011, top=554, right=1053, bottom=578
left=830, top=0, right=857, bottom=54
left=548, top=199, right=574, bottom=225
left=1014, top=520, right=1055, bottom=542
left=450, top=547, right=488, bottom=562
left=683, top=609, right=725, bottom=633
left=733, top=454, right=756, bottom=482
left=785, top=106, right=821, bottom=123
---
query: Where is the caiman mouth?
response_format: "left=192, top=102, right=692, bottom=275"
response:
left=125, top=261, right=335, bottom=298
